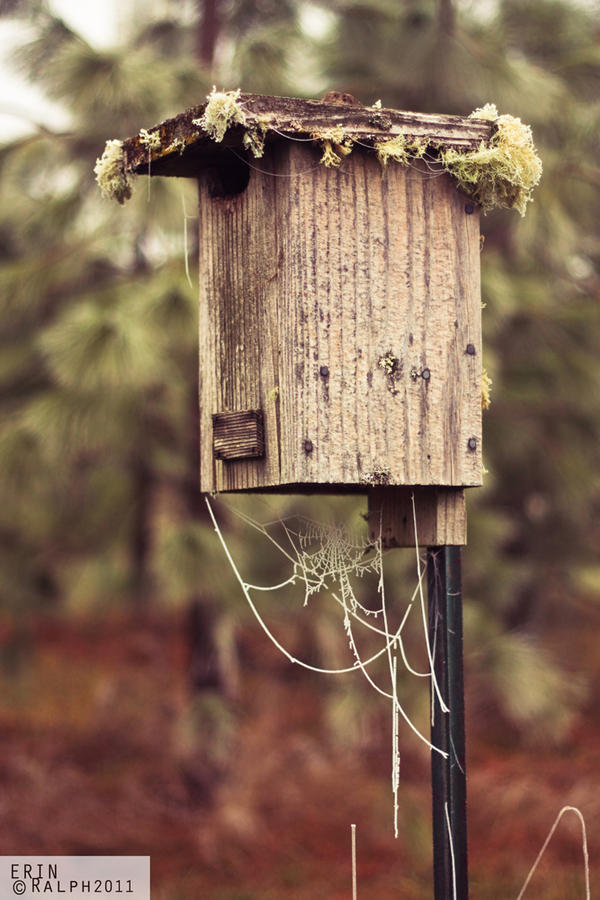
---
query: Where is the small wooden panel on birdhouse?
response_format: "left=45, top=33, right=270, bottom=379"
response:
left=212, top=409, right=265, bottom=461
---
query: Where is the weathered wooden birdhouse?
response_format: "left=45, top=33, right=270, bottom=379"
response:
left=100, top=94, right=542, bottom=899
left=106, top=91, right=518, bottom=546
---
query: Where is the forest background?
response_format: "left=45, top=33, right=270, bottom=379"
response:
left=0, top=0, right=599, bottom=897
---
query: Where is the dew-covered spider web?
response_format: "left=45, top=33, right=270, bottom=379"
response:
left=205, top=494, right=449, bottom=838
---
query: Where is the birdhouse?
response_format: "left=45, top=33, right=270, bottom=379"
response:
left=114, top=91, right=497, bottom=546
left=100, top=94, right=543, bottom=900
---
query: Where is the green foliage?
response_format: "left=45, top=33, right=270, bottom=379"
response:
left=39, top=300, right=165, bottom=390
left=0, top=1, right=210, bottom=619
left=156, top=521, right=225, bottom=605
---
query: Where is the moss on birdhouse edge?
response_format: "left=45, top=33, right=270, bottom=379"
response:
left=481, top=369, right=492, bottom=410
left=97, top=94, right=541, bottom=215
left=193, top=86, right=247, bottom=143
left=94, top=139, right=133, bottom=205
left=375, top=134, right=427, bottom=168
left=310, top=125, right=354, bottom=167
left=139, top=127, right=162, bottom=154
left=242, top=122, right=268, bottom=159
left=439, top=105, right=543, bottom=216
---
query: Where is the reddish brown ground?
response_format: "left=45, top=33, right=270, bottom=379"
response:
left=0, top=612, right=596, bottom=899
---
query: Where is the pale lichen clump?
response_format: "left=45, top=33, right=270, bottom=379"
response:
left=378, top=352, right=398, bottom=375
left=360, top=466, right=391, bottom=486
left=166, top=136, right=187, bottom=156
left=376, top=135, right=426, bottom=169
left=242, top=123, right=268, bottom=159
left=194, top=86, right=246, bottom=142
left=94, top=139, right=132, bottom=205
left=139, top=127, right=162, bottom=154
left=481, top=369, right=493, bottom=410
left=378, top=351, right=402, bottom=395
left=440, top=104, right=543, bottom=216
left=312, top=125, right=353, bottom=168
left=470, top=103, right=499, bottom=122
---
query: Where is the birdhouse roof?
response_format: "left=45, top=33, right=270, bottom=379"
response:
left=121, top=91, right=494, bottom=179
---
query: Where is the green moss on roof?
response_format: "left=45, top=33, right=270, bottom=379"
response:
left=96, top=93, right=541, bottom=216
left=440, top=105, right=543, bottom=216
left=193, top=87, right=246, bottom=142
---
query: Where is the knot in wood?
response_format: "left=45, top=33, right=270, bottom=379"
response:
left=321, top=90, right=362, bottom=106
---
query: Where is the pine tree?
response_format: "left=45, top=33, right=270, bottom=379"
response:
left=0, top=2, right=210, bottom=622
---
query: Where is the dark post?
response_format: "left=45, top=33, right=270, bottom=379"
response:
left=427, top=546, right=468, bottom=899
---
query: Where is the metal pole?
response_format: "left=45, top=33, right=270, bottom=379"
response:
left=427, top=546, right=468, bottom=899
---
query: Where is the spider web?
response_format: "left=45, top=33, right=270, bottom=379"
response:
left=205, top=495, right=449, bottom=838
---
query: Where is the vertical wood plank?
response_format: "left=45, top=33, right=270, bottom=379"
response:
left=367, top=487, right=467, bottom=547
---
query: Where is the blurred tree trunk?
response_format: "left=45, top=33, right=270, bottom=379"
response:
left=178, top=5, right=238, bottom=802
left=130, top=454, right=154, bottom=606
left=197, top=0, right=221, bottom=69
left=438, top=0, right=455, bottom=35
left=183, top=352, right=239, bottom=699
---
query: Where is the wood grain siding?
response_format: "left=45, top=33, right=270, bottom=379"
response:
left=198, top=142, right=482, bottom=493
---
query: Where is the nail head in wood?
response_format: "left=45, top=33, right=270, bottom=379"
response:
left=212, top=409, right=265, bottom=461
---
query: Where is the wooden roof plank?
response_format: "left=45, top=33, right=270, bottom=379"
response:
left=121, top=92, right=493, bottom=178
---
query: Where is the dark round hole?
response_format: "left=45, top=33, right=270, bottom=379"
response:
left=207, top=153, right=250, bottom=198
